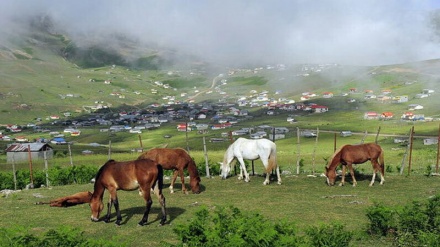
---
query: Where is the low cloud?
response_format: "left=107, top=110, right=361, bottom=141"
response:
left=1, top=0, right=440, bottom=66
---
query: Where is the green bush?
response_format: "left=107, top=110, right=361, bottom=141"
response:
left=366, top=195, right=440, bottom=246
left=0, top=165, right=98, bottom=190
left=0, top=226, right=125, bottom=247
left=366, top=202, right=397, bottom=236
left=170, top=205, right=302, bottom=247
left=305, top=223, right=352, bottom=247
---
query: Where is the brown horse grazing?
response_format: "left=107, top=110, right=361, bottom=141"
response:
left=137, top=148, right=201, bottom=194
left=325, top=143, right=385, bottom=187
left=90, top=159, right=167, bottom=226
left=36, top=191, right=93, bottom=207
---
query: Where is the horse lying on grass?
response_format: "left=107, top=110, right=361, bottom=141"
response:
left=90, top=159, right=167, bottom=226
left=35, top=191, right=93, bottom=207
left=325, top=143, right=385, bottom=187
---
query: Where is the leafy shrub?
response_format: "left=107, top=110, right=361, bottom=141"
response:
left=170, top=205, right=302, bottom=247
left=305, top=223, right=352, bottom=247
left=0, top=226, right=125, bottom=247
left=0, top=165, right=98, bottom=190
left=366, top=202, right=397, bottom=236
left=366, top=195, right=440, bottom=246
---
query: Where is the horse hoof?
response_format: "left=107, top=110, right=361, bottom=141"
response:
left=338, top=183, right=344, bottom=187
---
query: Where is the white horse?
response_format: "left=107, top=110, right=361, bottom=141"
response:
left=220, top=137, right=282, bottom=185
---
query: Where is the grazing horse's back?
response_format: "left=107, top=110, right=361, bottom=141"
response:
left=221, top=137, right=281, bottom=185
left=325, top=143, right=385, bottom=186
left=90, top=159, right=167, bottom=226
left=138, top=148, right=201, bottom=194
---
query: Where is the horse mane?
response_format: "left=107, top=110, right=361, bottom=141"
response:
left=187, top=158, right=200, bottom=180
left=327, top=146, right=346, bottom=169
left=95, top=159, right=115, bottom=180
left=223, top=143, right=234, bottom=165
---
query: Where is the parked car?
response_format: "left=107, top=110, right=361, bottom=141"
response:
left=340, top=131, right=352, bottom=137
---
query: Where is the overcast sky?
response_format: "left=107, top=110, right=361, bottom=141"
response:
left=1, top=0, right=440, bottom=66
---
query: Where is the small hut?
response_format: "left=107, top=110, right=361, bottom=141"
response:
left=6, top=143, right=53, bottom=163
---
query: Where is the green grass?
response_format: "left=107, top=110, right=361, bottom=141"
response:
left=1, top=172, right=438, bottom=246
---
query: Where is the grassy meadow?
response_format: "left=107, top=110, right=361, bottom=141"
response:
left=1, top=169, right=439, bottom=246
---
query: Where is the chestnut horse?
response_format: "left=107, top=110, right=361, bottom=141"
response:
left=138, top=148, right=201, bottom=194
left=36, top=191, right=92, bottom=207
left=325, top=143, right=385, bottom=186
left=90, top=159, right=167, bottom=226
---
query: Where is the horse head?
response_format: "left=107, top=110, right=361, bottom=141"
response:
left=325, top=166, right=337, bottom=186
left=219, top=162, right=231, bottom=179
left=90, top=197, right=104, bottom=222
left=190, top=176, right=201, bottom=194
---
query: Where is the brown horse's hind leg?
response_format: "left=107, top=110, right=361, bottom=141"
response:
left=370, top=160, right=385, bottom=186
left=155, top=186, right=167, bottom=225
left=113, top=198, right=122, bottom=225
left=139, top=198, right=153, bottom=226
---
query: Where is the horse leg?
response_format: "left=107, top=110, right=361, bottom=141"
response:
left=169, top=170, right=178, bottom=194
left=348, top=164, right=357, bottom=187
left=178, top=169, right=188, bottom=194
left=237, top=161, right=244, bottom=180
left=139, top=197, right=153, bottom=226
left=339, top=165, right=346, bottom=186
left=113, top=197, right=122, bottom=225
left=261, top=158, right=270, bottom=185
left=104, top=199, right=112, bottom=223
left=237, top=158, right=250, bottom=182
left=105, top=189, right=122, bottom=225
left=153, top=184, right=167, bottom=225
left=276, top=166, right=282, bottom=185
left=370, top=160, right=385, bottom=186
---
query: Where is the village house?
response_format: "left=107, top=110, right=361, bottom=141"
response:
left=423, top=138, right=438, bottom=145
left=392, top=95, right=409, bottom=103
left=322, top=92, right=333, bottom=98
left=364, top=111, right=379, bottom=120
left=408, top=104, right=423, bottom=110
left=380, top=112, right=394, bottom=120
left=6, top=143, right=53, bottom=163
left=310, top=105, right=329, bottom=113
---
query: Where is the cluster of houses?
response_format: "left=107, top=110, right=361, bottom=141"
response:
left=361, top=88, right=435, bottom=122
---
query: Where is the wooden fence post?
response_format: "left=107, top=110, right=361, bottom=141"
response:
left=296, top=127, right=301, bottom=175
left=203, top=136, right=210, bottom=178
left=27, top=144, right=34, bottom=186
left=44, top=150, right=49, bottom=187
left=407, top=126, right=415, bottom=176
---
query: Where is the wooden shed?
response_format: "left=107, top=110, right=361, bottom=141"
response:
left=6, top=143, right=53, bottom=163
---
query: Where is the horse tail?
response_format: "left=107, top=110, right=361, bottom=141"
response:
left=156, top=164, right=164, bottom=192
left=379, top=147, right=385, bottom=174
left=266, top=144, right=277, bottom=173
